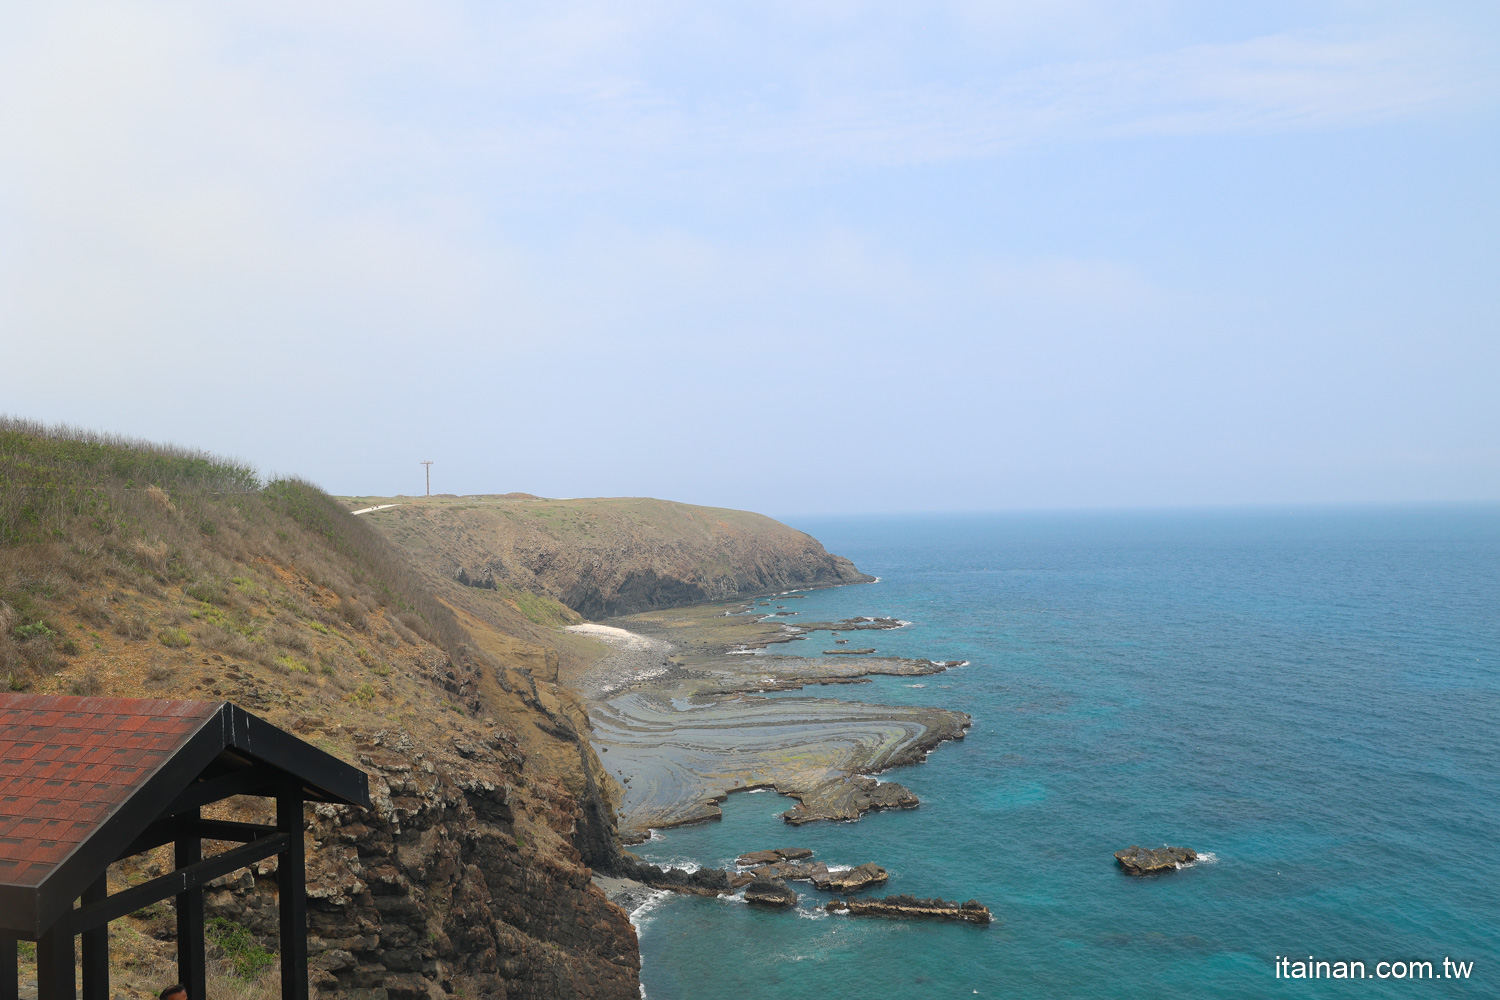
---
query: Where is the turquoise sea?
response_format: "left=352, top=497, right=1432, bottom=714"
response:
left=628, top=507, right=1499, bottom=998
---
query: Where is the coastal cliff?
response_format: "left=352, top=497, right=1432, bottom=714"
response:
left=0, top=422, right=640, bottom=1000
left=340, top=495, right=872, bottom=619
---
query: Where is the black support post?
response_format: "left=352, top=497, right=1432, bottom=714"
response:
left=174, top=808, right=206, bottom=1000
left=80, top=876, right=108, bottom=1000
left=277, top=790, right=308, bottom=1000
left=36, top=930, right=74, bottom=1000
left=1, top=932, right=17, bottom=1000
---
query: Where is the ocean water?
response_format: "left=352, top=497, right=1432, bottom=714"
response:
left=628, top=507, right=1500, bottom=999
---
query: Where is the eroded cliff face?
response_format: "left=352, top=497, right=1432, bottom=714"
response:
left=204, top=744, right=638, bottom=1000
left=346, top=495, right=872, bottom=620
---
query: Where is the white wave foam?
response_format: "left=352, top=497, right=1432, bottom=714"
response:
left=647, top=829, right=666, bottom=842
left=1181, top=851, right=1219, bottom=868
left=794, top=906, right=829, bottom=920
left=904, top=683, right=926, bottom=688
left=629, top=889, right=673, bottom=933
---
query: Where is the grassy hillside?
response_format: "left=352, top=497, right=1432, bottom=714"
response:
left=340, top=493, right=872, bottom=627
left=0, top=420, right=482, bottom=709
left=0, top=419, right=637, bottom=999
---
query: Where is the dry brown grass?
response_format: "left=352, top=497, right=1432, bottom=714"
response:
left=10, top=929, right=279, bottom=1000
left=0, top=418, right=497, bottom=699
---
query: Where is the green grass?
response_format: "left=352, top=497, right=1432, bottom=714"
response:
left=206, top=917, right=276, bottom=980
left=157, top=627, right=192, bottom=649
left=11, top=620, right=56, bottom=641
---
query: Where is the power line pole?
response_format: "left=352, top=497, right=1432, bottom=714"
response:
left=420, top=460, right=433, bottom=496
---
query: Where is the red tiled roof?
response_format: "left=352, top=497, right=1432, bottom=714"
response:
left=0, top=695, right=219, bottom=887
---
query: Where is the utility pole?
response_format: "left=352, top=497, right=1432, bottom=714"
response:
left=420, top=460, right=433, bottom=496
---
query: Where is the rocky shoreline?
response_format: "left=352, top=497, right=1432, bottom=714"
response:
left=572, top=608, right=971, bottom=840
left=568, top=594, right=993, bottom=930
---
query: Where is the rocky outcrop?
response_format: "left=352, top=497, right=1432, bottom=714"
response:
left=613, top=853, right=730, bottom=896
left=204, top=758, right=640, bottom=1000
left=735, top=847, right=812, bottom=866
left=743, top=878, right=797, bottom=908
left=749, top=862, right=825, bottom=883
left=811, top=863, right=888, bottom=893
left=783, top=775, right=920, bottom=825
left=1114, top=845, right=1197, bottom=875
left=826, top=895, right=992, bottom=925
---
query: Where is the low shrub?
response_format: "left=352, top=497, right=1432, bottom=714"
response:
left=206, top=917, right=276, bottom=981
left=114, top=612, right=151, bottom=640
left=274, top=654, right=309, bottom=673
left=157, top=627, right=191, bottom=649
left=11, top=620, right=56, bottom=642
left=67, top=668, right=103, bottom=696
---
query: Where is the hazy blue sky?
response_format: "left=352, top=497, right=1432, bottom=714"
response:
left=3, top=2, right=1497, bottom=514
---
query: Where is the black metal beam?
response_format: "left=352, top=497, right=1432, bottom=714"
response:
left=58, top=834, right=290, bottom=937
left=175, top=816, right=204, bottom=1000
left=35, top=929, right=73, bottom=1000
left=277, top=791, right=309, bottom=1000
left=162, top=768, right=274, bottom=818
left=116, top=816, right=184, bottom=863
left=118, top=817, right=278, bottom=863
left=79, top=878, right=106, bottom=1000
left=1, top=931, right=17, bottom=1000
left=194, top=819, right=280, bottom=843
left=220, top=705, right=370, bottom=810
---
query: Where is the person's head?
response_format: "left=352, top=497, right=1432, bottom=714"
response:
left=160, top=985, right=187, bottom=1000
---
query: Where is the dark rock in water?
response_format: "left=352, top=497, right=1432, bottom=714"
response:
left=823, top=648, right=875, bottom=655
left=826, top=893, right=992, bottom=924
left=736, top=847, right=813, bottom=866
left=1114, top=845, right=1197, bottom=875
left=811, top=862, right=888, bottom=892
left=614, top=853, right=731, bottom=895
left=744, top=877, right=797, bottom=907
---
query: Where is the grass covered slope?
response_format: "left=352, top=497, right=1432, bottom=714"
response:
left=0, top=419, right=484, bottom=705
left=0, top=419, right=639, bottom=1000
left=341, top=494, right=873, bottom=620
